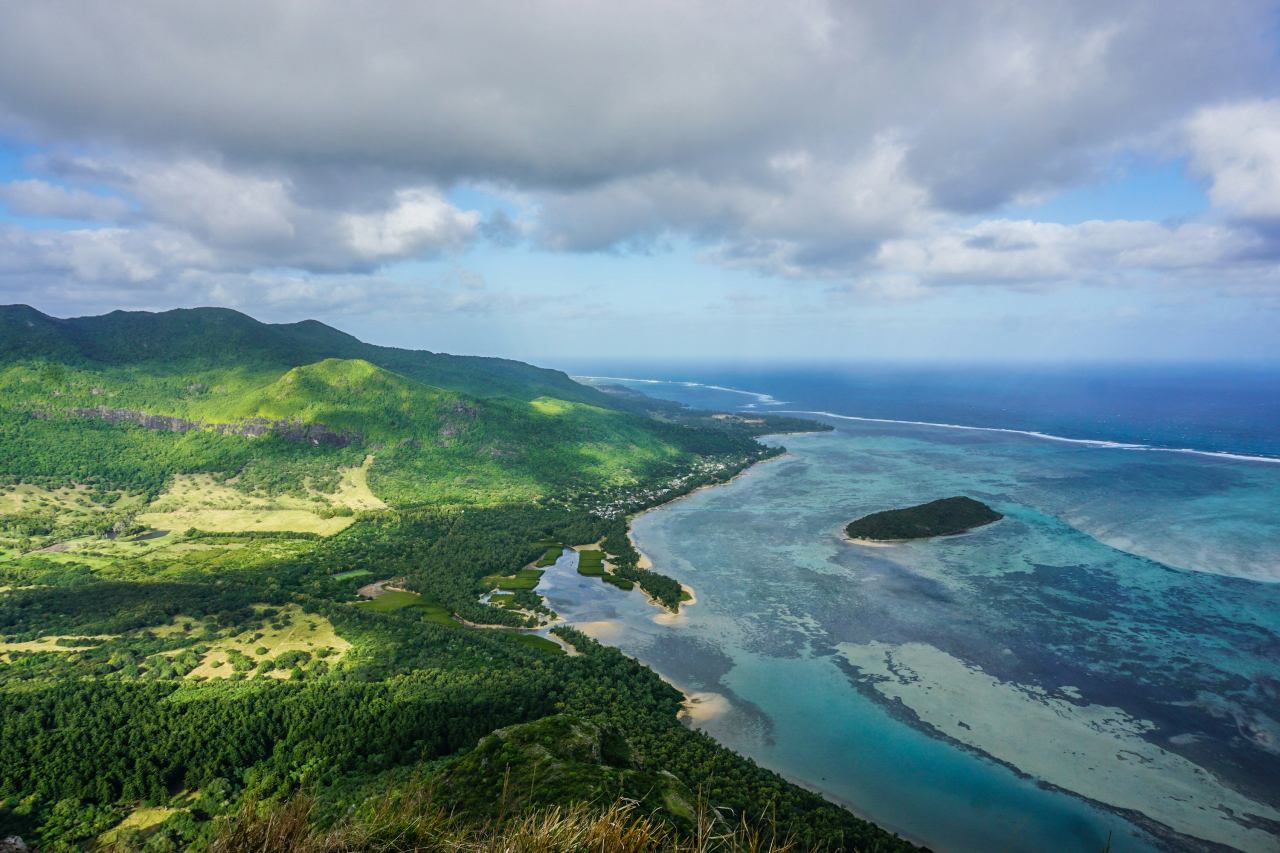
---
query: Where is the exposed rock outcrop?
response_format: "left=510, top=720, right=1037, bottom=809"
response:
left=48, top=406, right=359, bottom=447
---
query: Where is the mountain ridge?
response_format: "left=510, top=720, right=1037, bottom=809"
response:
left=0, top=304, right=606, bottom=406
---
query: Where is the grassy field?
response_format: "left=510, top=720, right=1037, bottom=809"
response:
left=6, top=531, right=318, bottom=586
left=96, top=806, right=178, bottom=847
left=1, top=457, right=384, bottom=560
left=327, top=454, right=387, bottom=511
left=482, top=568, right=544, bottom=592
left=136, top=473, right=362, bottom=537
left=333, top=568, right=373, bottom=581
left=601, top=573, right=635, bottom=590
left=0, top=483, right=149, bottom=554
left=534, top=545, right=563, bottom=567
left=0, top=483, right=98, bottom=515
left=576, top=549, right=605, bottom=577
left=357, top=589, right=456, bottom=626
left=0, top=634, right=111, bottom=662
left=178, top=604, right=351, bottom=680
left=505, top=633, right=564, bottom=654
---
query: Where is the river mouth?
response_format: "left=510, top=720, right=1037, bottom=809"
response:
left=537, top=423, right=1280, bottom=853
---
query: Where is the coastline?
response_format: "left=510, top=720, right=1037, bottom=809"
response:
left=546, top=426, right=958, bottom=841
left=622, top=431, right=1213, bottom=851
left=626, top=446, right=795, bottom=582
left=621, top=447, right=801, bottom=618
left=842, top=534, right=899, bottom=548
left=544, top=396, right=1280, bottom=850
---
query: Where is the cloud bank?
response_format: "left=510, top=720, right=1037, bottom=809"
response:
left=0, top=0, right=1277, bottom=315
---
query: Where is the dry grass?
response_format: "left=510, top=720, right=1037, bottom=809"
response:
left=97, top=806, right=178, bottom=847
left=330, top=454, right=387, bottom=511
left=0, top=633, right=111, bottom=662
left=136, top=472, right=355, bottom=536
left=0, top=483, right=84, bottom=514
left=175, top=604, right=350, bottom=680
left=0, top=484, right=148, bottom=553
left=136, top=456, right=383, bottom=537
left=209, top=790, right=806, bottom=853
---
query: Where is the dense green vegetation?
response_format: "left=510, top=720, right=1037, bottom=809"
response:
left=845, top=496, right=1003, bottom=541
left=0, top=306, right=909, bottom=851
left=0, top=306, right=772, bottom=506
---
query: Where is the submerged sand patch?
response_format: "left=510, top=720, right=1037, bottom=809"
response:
left=839, top=640, right=1280, bottom=852
left=574, top=619, right=623, bottom=641
left=680, top=690, right=731, bottom=725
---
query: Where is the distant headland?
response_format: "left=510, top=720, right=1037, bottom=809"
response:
left=845, top=496, right=1003, bottom=542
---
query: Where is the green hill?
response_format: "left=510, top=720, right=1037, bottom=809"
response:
left=0, top=306, right=767, bottom=505
left=0, top=304, right=608, bottom=404
left=845, top=495, right=1003, bottom=541
left=0, top=306, right=913, bottom=852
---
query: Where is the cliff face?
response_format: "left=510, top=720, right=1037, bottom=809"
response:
left=57, top=406, right=359, bottom=447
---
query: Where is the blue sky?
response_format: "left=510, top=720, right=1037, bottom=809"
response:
left=0, top=2, right=1277, bottom=364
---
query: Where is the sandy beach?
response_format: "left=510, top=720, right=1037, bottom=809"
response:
left=625, top=526, right=654, bottom=569
left=651, top=583, right=697, bottom=625
left=841, top=535, right=899, bottom=548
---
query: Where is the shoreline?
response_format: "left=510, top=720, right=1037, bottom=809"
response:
left=841, top=534, right=899, bottom=548
left=546, top=416, right=1258, bottom=850
left=626, top=447, right=794, bottom=580
left=625, top=434, right=1191, bottom=851
left=556, top=431, right=945, bottom=849
left=777, top=408, right=1280, bottom=466
left=839, top=521, right=1000, bottom=548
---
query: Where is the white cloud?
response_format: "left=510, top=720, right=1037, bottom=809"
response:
left=1187, top=99, right=1280, bottom=221
left=870, top=218, right=1266, bottom=288
left=0, top=224, right=211, bottom=284
left=535, top=134, right=933, bottom=266
left=18, top=155, right=481, bottom=273
left=344, top=189, right=479, bottom=259
left=0, top=179, right=130, bottom=221
left=126, top=160, right=300, bottom=246
left=0, top=1, right=1276, bottom=309
left=0, top=2, right=1271, bottom=203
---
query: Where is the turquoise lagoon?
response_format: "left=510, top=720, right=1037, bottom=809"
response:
left=537, top=403, right=1280, bottom=852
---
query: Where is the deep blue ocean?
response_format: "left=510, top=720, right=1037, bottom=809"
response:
left=537, top=363, right=1280, bottom=852
left=559, top=362, right=1280, bottom=460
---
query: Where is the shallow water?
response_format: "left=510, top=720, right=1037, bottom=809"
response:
left=538, top=418, right=1280, bottom=852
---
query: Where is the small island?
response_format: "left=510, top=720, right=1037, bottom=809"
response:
left=845, top=496, right=1003, bottom=542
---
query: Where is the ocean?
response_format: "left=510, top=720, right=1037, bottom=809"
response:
left=538, top=364, right=1280, bottom=852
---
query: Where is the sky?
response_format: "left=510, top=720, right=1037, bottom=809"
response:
left=0, top=1, right=1278, bottom=365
